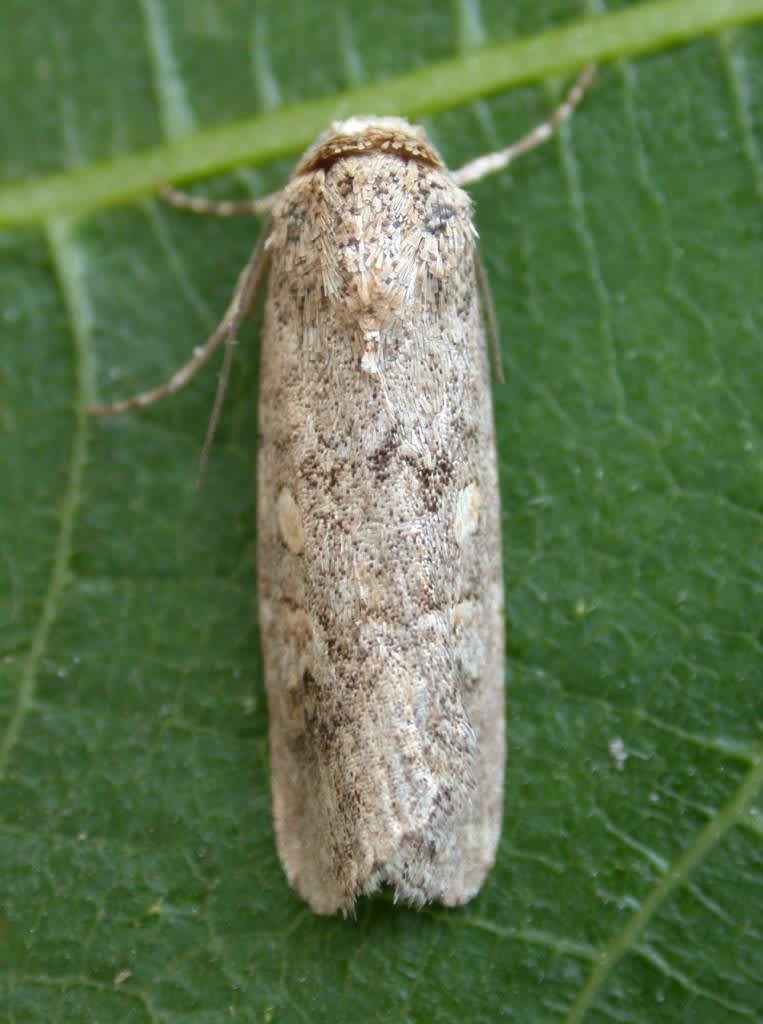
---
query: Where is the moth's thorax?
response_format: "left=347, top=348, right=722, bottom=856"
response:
left=293, top=116, right=447, bottom=176
left=270, top=118, right=474, bottom=334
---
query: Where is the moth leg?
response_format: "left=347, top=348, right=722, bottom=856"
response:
left=196, top=228, right=272, bottom=479
left=452, top=63, right=596, bottom=188
left=474, top=250, right=504, bottom=384
left=158, top=182, right=279, bottom=217
left=89, top=226, right=271, bottom=417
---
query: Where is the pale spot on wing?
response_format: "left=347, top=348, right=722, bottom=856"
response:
left=453, top=482, right=480, bottom=547
left=277, top=487, right=305, bottom=554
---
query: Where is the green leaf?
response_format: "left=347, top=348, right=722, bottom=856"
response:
left=1, top=1, right=762, bottom=1022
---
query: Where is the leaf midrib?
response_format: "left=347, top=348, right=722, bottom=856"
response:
left=2, top=0, right=763, bottom=227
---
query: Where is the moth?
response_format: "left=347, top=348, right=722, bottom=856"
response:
left=92, top=66, right=594, bottom=914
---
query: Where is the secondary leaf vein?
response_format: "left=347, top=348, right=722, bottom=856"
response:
left=0, top=219, right=94, bottom=781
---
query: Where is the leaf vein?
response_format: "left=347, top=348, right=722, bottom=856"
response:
left=565, top=744, right=763, bottom=1021
left=0, top=220, right=94, bottom=781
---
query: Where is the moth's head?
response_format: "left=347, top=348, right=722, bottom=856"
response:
left=294, top=116, right=446, bottom=176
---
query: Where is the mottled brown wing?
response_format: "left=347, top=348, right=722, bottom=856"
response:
left=256, top=132, right=504, bottom=914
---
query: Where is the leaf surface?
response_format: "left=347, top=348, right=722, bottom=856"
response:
left=1, top=2, right=762, bottom=1021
